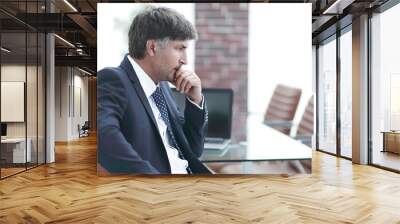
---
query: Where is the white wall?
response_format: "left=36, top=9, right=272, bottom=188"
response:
left=72, top=73, right=89, bottom=138
left=55, top=67, right=89, bottom=141
left=55, top=66, right=68, bottom=141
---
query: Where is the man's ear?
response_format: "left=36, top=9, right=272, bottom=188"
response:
left=146, top=40, right=157, bottom=57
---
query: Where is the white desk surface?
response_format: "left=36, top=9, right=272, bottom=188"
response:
left=1, top=138, right=27, bottom=144
left=201, top=115, right=312, bottom=162
left=245, top=115, right=312, bottom=160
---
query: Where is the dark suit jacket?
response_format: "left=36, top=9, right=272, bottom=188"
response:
left=97, top=56, right=211, bottom=174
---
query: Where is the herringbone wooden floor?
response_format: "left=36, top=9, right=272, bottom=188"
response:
left=1, top=135, right=400, bottom=223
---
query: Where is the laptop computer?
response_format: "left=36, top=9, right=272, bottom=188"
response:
left=171, top=88, right=233, bottom=150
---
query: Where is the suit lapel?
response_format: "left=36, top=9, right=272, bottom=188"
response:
left=119, top=56, right=158, bottom=131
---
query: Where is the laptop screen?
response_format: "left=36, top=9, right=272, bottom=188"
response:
left=171, top=88, right=233, bottom=139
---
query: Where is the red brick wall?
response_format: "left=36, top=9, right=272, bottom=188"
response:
left=195, top=3, right=248, bottom=142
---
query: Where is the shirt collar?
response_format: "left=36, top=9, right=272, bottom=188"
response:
left=127, top=55, right=157, bottom=98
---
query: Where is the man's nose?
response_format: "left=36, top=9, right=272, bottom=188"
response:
left=179, top=53, right=187, bottom=65
left=179, top=58, right=187, bottom=65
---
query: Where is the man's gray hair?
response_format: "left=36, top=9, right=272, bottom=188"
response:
left=128, top=6, right=197, bottom=59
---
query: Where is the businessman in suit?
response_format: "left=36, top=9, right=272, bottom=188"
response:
left=97, top=6, right=211, bottom=174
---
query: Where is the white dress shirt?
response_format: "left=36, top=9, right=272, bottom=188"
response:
left=127, top=55, right=203, bottom=174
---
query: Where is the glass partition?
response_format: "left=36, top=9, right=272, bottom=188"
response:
left=317, top=36, right=337, bottom=154
left=0, top=1, right=46, bottom=179
left=339, top=28, right=352, bottom=158
left=27, top=30, right=38, bottom=169
left=1, top=30, right=28, bottom=177
left=370, top=3, right=400, bottom=171
left=37, top=32, right=45, bottom=165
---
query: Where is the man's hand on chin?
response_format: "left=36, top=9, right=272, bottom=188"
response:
left=173, top=65, right=203, bottom=106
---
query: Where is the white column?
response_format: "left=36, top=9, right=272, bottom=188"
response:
left=352, top=14, right=369, bottom=164
left=46, top=33, right=55, bottom=163
left=45, top=0, right=55, bottom=163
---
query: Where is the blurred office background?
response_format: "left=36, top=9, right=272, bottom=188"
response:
left=97, top=3, right=312, bottom=145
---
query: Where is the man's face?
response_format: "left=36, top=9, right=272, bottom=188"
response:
left=153, top=40, right=188, bottom=83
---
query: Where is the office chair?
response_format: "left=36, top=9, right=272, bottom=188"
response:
left=294, top=96, right=314, bottom=146
left=79, top=121, right=90, bottom=138
left=264, top=84, right=302, bottom=135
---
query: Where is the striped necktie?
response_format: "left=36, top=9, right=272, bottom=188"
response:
left=151, top=87, right=192, bottom=174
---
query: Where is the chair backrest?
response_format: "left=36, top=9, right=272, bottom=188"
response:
left=296, top=96, right=314, bottom=136
left=264, top=84, right=302, bottom=134
left=82, top=121, right=90, bottom=129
